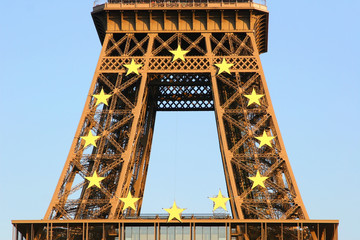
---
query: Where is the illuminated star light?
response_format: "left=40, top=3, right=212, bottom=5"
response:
left=80, top=131, right=100, bottom=148
left=119, top=191, right=140, bottom=212
left=244, top=88, right=264, bottom=106
left=164, top=201, right=185, bottom=222
left=215, top=58, right=234, bottom=75
left=248, top=170, right=269, bottom=189
left=123, top=59, right=142, bottom=75
left=209, top=189, right=230, bottom=211
left=255, top=130, right=275, bottom=148
left=85, top=171, right=105, bottom=189
left=169, top=45, right=189, bottom=62
left=92, top=88, right=112, bottom=106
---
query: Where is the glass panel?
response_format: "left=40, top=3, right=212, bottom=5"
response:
left=195, top=226, right=202, bottom=240
left=140, top=227, right=148, bottom=240
left=127, top=226, right=140, bottom=240
left=183, top=226, right=190, bottom=240
left=196, top=226, right=228, bottom=240
left=160, top=226, right=191, bottom=240
left=126, top=226, right=133, bottom=240
left=148, top=226, right=155, bottom=240
left=175, top=227, right=182, bottom=240
left=161, top=226, right=168, bottom=240
left=219, top=226, right=226, bottom=240
left=203, top=227, right=210, bottom=240
left=210, top=226, right=218, bottom=240
left=133, top=226, right=140, bottom=240
left=168, top=226, right=175, bottom=240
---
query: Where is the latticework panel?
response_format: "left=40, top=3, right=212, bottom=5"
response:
left=46, top=33, right=157, bottom=220
left=47, top=70, right=152, bottom=219
left=149, top=74, right=213, bottom=111
left=216, top=72, right=305, bottom=219
left=100, top=56, right=257, bottom=72
left=207, top=33, right=308, bottom=220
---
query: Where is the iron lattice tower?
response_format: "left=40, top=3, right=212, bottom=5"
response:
left=44, top=0, right=309, bottom=221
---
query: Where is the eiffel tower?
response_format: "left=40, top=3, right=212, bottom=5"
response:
left=12, top=0, right=338, bottom=239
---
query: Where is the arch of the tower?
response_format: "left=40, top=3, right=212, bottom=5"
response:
left=43, top=30, right=308, bottom=221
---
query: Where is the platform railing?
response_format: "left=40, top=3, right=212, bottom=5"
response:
left=94, top=0, right=267, bottom=8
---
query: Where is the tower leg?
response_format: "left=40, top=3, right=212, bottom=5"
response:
left=108, top=34, right=156, bottom=218
left=45, top=33, right=156, bottom=219
left=205, top=32, right=308, bottom=220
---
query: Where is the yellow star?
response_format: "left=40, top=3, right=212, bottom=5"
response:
left=123, top=59, right=142, bottom=75
left=255, top=130, right=275, bottom=148
left=244, top=89, right=264, bottom=106
left=209, top=189, right=230, bottom=211
left=163, top=201, right=185, bottom=222
left=215, top=58, right=234, bottom=75
left=248, top=170, right=269, bottom=189
left=92, top=88, right=112, bottom=106
left=169, top=45, right=189, bottom=62
left=119, top=191, right=140, bottom=212
left=85, top=171, right=105, bottom=189
left=80, top=131, right=100, bottom=148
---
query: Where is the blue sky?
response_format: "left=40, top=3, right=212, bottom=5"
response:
left=1, top=0, right=359, bottom=239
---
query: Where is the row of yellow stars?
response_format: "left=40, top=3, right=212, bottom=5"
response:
left=106, top=45, right=242, bottom=76
left=93, top=88, right=264, bottom=107
left=81, top=127, right=274, bottom=149
left=82, top=129, right=274, bottom=149
left=170, top=45, right=236, bottom=76
left=87, top=89, right=273, bottom=149
left=85, top=171, right=268, bottom=222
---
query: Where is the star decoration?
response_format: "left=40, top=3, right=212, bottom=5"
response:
left=85, top=171, right=105, bottom=189
left=248, top=170, right=269, bottom=189
left=164, top=201, right=185, bottom=222
left=80, top=131, right=100, bottom=148
left=119, top=191, right=140, bottom=212
left=169, top=45, right=189, bottom=62
left=209, top=189, right=230, bottom=211
left=244, top=88, right=264, bottom=106
left=123, top=59, right=142, bottom=75
left=215, top=58, right=234, bottom=75
left=92, top=88, right=112, bottom=106
left=255, top=130, right=275, bottom=148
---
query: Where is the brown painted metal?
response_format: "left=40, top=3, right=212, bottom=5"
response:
left=44, top=0, right=310, bottom=222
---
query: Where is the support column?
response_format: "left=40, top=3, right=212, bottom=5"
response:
left=109, top=34, right=156, bottom=218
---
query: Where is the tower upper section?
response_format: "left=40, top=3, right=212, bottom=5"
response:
left=92, top=0, right=268, bottom=53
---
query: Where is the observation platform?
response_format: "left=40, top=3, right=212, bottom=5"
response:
left=12, top=216, right=338, bottom=240
left=91, top=0, right=269, bottom=53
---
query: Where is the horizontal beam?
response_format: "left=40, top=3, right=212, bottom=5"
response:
left=94, top=2, right=268, bottom=12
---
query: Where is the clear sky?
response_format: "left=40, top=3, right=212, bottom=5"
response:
left=1, top=0, right=359, bottom=239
